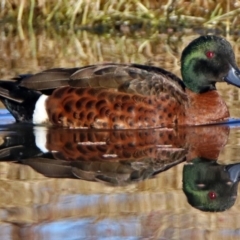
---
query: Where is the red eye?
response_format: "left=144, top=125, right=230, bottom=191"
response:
left=208, top=191, right=217, bottom=200
left=206, top=51, right=214, bottom=59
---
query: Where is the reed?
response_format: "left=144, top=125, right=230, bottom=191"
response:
left=0, top=0, right=240, bottom=33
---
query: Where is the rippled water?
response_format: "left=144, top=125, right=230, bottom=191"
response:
left=1, top=28, right=240, bottom=239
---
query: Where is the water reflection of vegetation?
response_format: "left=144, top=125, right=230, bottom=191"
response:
left=1, top=1, right=240, bottom=32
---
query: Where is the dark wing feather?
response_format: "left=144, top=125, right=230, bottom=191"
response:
left=70, top=63, right=187, bottom=103
left=0, top=63, right=186, bottom=103
left=130, top=63, right=185, bottom=89
left=19, top=68, right=80, bottom=90
left=69, top=63, right=187, bottom=102
left=69, top=64, right=134, bottom=88
left=0, top=85, right=23, bottom=103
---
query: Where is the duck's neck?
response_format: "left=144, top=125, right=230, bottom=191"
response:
left=181, top=88, right=229, bottom=125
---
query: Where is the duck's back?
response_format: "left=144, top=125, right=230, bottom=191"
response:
left=0, top=64, right=187, bottom=128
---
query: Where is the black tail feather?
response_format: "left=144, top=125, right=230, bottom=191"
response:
left=0, top=81, right=41, bottom=123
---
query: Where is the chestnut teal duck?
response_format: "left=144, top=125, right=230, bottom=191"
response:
left=0, top=35, right=240, bottom=129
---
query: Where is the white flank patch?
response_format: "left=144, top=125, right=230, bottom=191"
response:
left=34, top=126, right=49, bottom=153
left=33, top=94, right=49, bottom=124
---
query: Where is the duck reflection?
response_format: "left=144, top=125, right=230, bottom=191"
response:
left=0, top=123, right=238, bottom=211
left=0, top=125, right=188, bottom=184
left=183, top=157, right=240, bottom=212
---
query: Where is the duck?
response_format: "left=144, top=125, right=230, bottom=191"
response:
left=0, top=35, right=240, bottom=129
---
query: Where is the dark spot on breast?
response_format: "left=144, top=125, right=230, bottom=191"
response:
left=108, top=93, right=116, bottom=102
left=128, top=142, right=136, bottom=147
left=168, top=113, right=172, bottom=118
left=139, top=116, right=144, bottom=121
left=64, top=101, right=73, bottom=113
left=76, top=99, right=82, bottom=109
left=161, top=96, right=165, bottom=101
left=96, top=99, right=107, bottom=109
left=53, top=87, right=68, bottom=99
left=87, top=112, right=94, bottom=120
left=67, top=88, right=75, bottom=94
left=113, top=124, right=121, bottom=129
left=99, top=106, right=108, bottom=116
left=75, top=88, right=87, bottom=96
left=87, top=88, right=100, bottom=95
left=86, top=100, right=95, bottom=109
left=114, top=103, right=122, bottom=110
left=165, top=94, right=170, bottom=100
left=127, top=106, right=134, bottom=112
left=120, top=115, right=125, bottom=121
left=168, top=134, right=173, bottom=141
left=105, top=109, right=110, bottom=116
left=114, top=144, right=122, bottom=149
left=122, top=95, right=131, bottom=102
left=79, top=112, right=85, bottom=120
left=112, top=116, right=118, bottom=122
left=73, top=112, right=78, bottom=119
left=102, top=122, right=108, bottom=128
left=129, top=121, right=134, bottom=127
left=144, top=132, right=149, bottom=138
left=97, top=91, right=108, bottom=99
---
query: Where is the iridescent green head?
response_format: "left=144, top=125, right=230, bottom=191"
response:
left=181, top=35, right=240, bottom=93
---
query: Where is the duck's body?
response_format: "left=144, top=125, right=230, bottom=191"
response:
left=0, top=35, right=240, bottom=129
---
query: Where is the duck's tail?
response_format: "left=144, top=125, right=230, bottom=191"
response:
left=0, top=80, right=41, bottom=123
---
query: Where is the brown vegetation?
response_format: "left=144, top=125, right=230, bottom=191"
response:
left=0, top=0, right=240, bottom=32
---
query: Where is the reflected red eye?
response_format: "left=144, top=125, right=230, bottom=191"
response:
left=206, top=51, right=214, bottom=59
left=208, top=191, right=217, bottom=200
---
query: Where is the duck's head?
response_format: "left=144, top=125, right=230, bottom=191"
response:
left=181, top=35, right=240, bottom=93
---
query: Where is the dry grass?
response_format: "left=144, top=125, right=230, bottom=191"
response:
left=0, top=0, right=240, bottom=33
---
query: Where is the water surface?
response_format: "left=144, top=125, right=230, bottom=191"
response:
left=1, top=28, right=240, bottom=239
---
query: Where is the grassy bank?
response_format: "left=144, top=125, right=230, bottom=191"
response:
left=0, top=0, right=240, bottom=33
